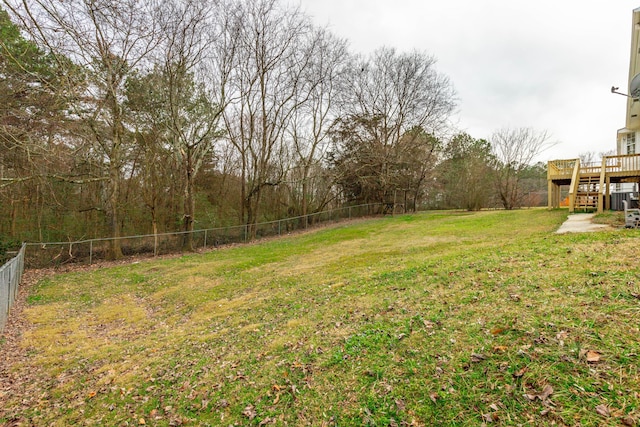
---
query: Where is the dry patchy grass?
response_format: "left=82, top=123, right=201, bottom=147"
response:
left=2, top=209, right=640, bottom=426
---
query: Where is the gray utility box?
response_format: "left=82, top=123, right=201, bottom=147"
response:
left=623, top=200, right=640, bottom=228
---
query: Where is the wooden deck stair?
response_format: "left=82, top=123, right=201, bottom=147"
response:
left=573, top=174, right=599, bottom=211
left=548, top=154, right=640, bottom=213
left=566, top=160, right=606, bottom=212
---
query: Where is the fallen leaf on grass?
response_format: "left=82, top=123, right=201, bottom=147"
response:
left=471, top=353, right=487, bottom=363
left=595, top=404, right=610, bottom=417
left=513, top=366, right=528, bottom=378
left=423, top=320, right=435, bottom=329
left=482, top=412, right=498, bottom=423
left=524, top=384, right=553, bottom=402
left=242, top=405, right=257, bottom=420
left=586, top=350, right=601, bottom=363
left=539, top=384, right=553, bottom=401
left=622, top=415, right=637, bottom=426
left=493, top=345, right=508, bottom=353
left=556, top=330, right=568, bottom=346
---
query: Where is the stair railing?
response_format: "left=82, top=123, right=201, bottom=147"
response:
left=568, top=159, right=581, bottom=213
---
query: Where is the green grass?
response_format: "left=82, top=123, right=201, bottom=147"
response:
left=3, top=209, right=640, bottom=426
left=593, top=210, right=625, bottom=227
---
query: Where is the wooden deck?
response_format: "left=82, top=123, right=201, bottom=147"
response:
left=548, top=154, right=640, bottom=212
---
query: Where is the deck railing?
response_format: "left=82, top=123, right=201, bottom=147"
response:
left=579, top=161, right=602, bottom=174
left=605, top=153, right=640, bottom=174
left=548, top=154, right=640, bottom=179
left=548, top=159, right=578, bottom=179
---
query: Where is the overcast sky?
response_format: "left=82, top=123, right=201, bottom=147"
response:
left=297, top=0, right=636, bottom=162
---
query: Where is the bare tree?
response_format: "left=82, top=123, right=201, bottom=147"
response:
left=218, top=0, right=313, bottom=238
left=579, top=151, right=597, bottom=165
left=288, top=28, right=348, bottom=223
left=490, top=127, right=554, bottom=210
left=331, top=47, right=456, bottom=205
left=160, top=0, right=223, bottom=250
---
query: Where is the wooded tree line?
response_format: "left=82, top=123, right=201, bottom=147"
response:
left=0, top=0, right=549, bottom=258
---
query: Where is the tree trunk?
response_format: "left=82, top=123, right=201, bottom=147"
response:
left=10, top=199, right=17, bottom=237
left=182, top=155, right=195, bottom=251
left=240, top=153, right=247, bottom=225
left=151, top=206, right=158, bottom=256
left=245, top=194, right=254, bottom=240
left=302, top=178, right=308, bottom=229
left=108, top=161, right=123, bottom=259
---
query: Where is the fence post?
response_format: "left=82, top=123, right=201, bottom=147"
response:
left=6, top=266, right=9, bottom=315
left=89, top=240, right=93, bottom=265
left=204, top=229, right=208, bottom=250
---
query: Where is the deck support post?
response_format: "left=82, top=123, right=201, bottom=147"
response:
left=598, top=157, right=607, bottom=213
left=568, top=160, right=581, bottom=213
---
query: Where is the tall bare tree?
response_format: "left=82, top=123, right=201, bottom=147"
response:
left=490, top=127, right=554, bottom=210
left=160, top=0, right=223, bottom=249
left=218, top=0, right=313, bottom=237
left=289, top=28, right=349, bottom=225
left=288, top=28, right=348, bottom=224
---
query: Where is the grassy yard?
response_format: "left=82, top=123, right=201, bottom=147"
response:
left=2, top=209, right=640, bottom=426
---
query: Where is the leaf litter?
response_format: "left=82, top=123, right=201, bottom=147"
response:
left=3, top=210, right=640, bottom=425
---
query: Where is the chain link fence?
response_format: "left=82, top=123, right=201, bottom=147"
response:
left=1, top=243, right=26, bottom=334
left=24, top=203, right=390, bottom=268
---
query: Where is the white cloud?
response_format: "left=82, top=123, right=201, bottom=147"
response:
left=297, top=0, right=633, bottom=160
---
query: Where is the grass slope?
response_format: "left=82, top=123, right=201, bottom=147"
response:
left=2, top=209, right=640, bottom=426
